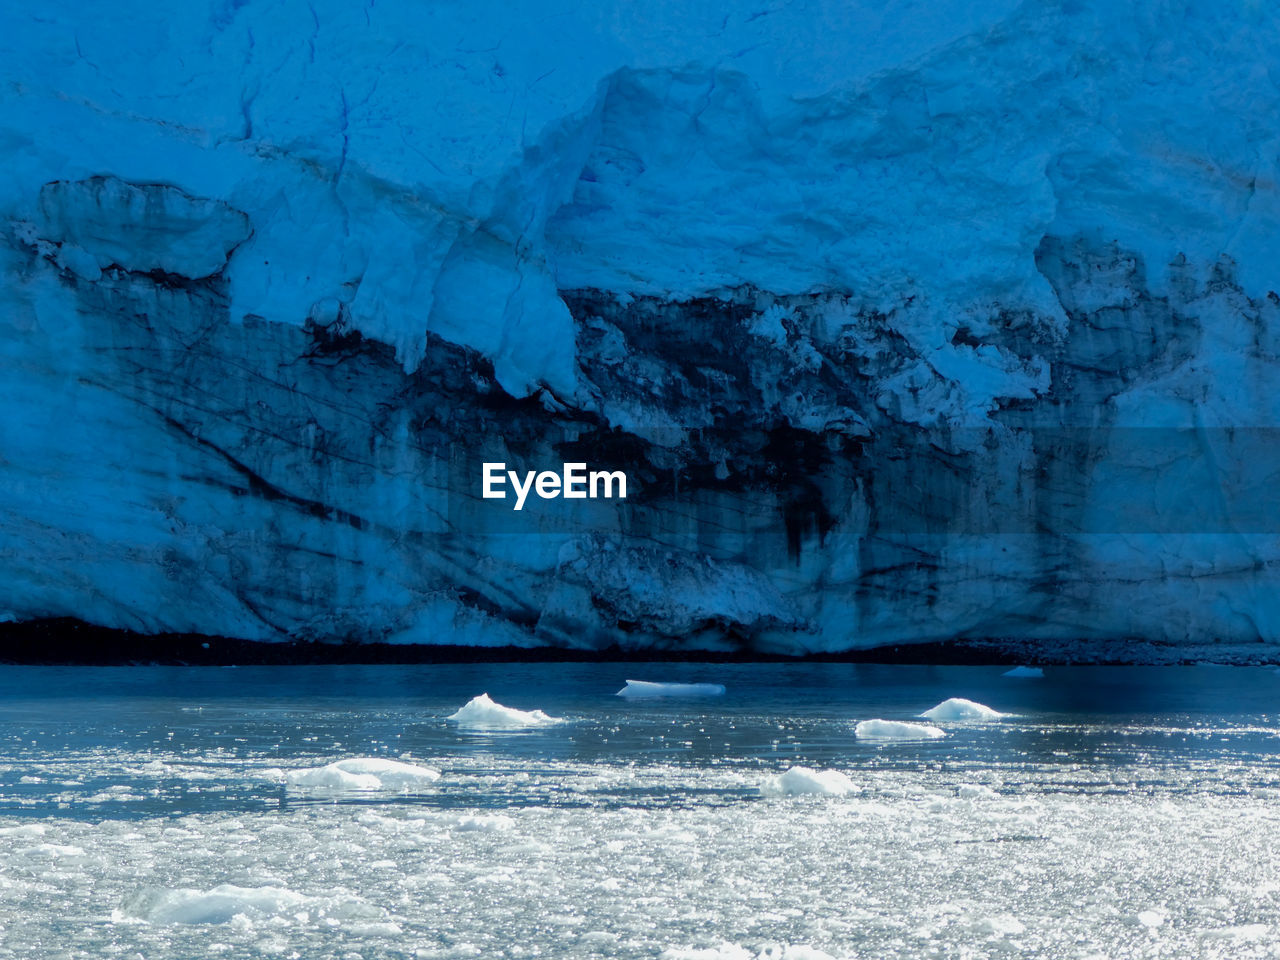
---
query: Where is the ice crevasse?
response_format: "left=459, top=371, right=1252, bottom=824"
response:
left=2, top=1, right=1280, bottom=660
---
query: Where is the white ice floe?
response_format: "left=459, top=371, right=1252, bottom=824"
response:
left=761, top=766, right=856, bottom=797
left=447, top=693, right=560, bottom=729
left=284, top=757, right=441, bottom=792
left=0, top=824, right=46, bottom=838
left=119, top=884, right=310, bottom=924
left=1201, top=924, right=1269, bottom=941
left=921, top=698, right=1004, bottom=721
left=16, top=843, right=85, bottom=859
left=957, top=783, right=999, bottom=800
left=117, top=884, right=386, bottom=926
left=1003, top=666, right=1044, bottom=678
left=854, top=719, right=947, bottom=741
left=455, top=814, right=516, bottom=832
left=975, top=915, right=1026, bottom=937
left=616, top=680, right=727, bottom=698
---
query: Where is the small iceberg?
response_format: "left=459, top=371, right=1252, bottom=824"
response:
left=1003, top=666, right=1044, bottom=678
left=447, top=693, right=560, bottom=729
left=761, top=766, right=856, bottom=797
left=920, top=697, right=1004, bottom=721
left=284, top=757, right=441, bottom=792
left=854, top=719, right=946, bottom=741
left=616, top=680, right=726, bottom=698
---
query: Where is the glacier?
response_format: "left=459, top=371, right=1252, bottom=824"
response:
left=2, top=0, right=1280, bottom=659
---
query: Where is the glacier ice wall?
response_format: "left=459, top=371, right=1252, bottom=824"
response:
left=2, top=0, right=1280, bottom=658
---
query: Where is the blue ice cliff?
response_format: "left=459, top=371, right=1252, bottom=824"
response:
left=1, top=1, right=1279, bottom=659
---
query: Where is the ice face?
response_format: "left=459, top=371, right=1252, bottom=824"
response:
left=3, top=1, right=1280, bottom=659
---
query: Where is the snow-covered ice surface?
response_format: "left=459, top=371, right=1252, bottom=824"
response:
left=4, top=663, right=1280, bottom=959
left=617, top=680, right=727, bottom=698
left=446, top=693, right=561, bottom=729
left=920, top=698, right=1004, bottom=721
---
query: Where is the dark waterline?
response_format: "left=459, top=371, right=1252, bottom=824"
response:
left=2, top=618, right=1271, bottom=666
left=0, top=618, right=1030, bottom=665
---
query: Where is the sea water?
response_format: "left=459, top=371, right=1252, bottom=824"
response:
left=0, top=663, right=1278, bottom=959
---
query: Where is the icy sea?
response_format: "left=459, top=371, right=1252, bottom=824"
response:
left=2, top=664, right=1279, bottom=960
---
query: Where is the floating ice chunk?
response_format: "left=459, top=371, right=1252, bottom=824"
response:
left=975, top=915, right=1025, bottom=937
left=119, top=884, right=309, bottom=924
left=616, top=680, right=726, bottom=698
left=854, top=719, right=946, bottom=741
left=761, top=766, right=855, bottom=797
left=1003, top=666, right=1044, bottom=678
left=285, top=757, right=440, bottom=792
left=455, top=814, right=516, bottom=832
left=1136, top=910, right=1165, bottom=928
left=118, top=885, right=385, bottom=926
left=0, top=824, right=46, bottom=838
left=957, top=783, right=999, bottom=800
left=921, top=698, right=1004, bottom=721
left=16, top=843, right=85, bottom=859
left=345, top=921, right=405, bottom=937
left=447, top=693, right=560, bottom=729
left=1202, top=925, right=1268, bottom=941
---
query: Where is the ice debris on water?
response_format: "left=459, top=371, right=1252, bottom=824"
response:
left=1003, top=666, right=1045, bottom=678
left=760, top=766, right=856, bottom=797
left=283, top=757, right=440, bottom=792
left=921, top=697, right=1004, bottom=721
left=447, top=693, right=561, bottom=729
left=616, top=680, right=727, bottom=698
left=854, top=719, right=947, bottom=741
